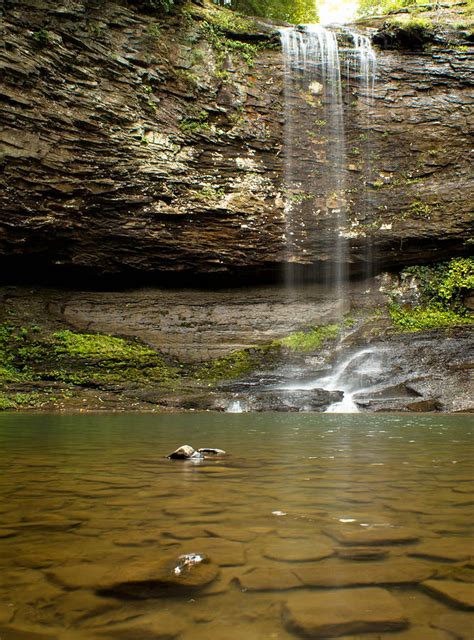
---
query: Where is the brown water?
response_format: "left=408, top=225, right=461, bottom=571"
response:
left=0, top=413, right=472, bottom=640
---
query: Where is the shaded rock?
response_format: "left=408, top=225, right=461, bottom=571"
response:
left=247, top=389, right=343, bottom=412
left=406, top=399, right=442, bottom=412
left=422, top=579, right=474, bottom=610
left=263, top=539, right=333, bottom=563
left=323, top=524, right=421, bottom=546
left=373, top=20, right=437, bottom=49
left=282, top=587, right=409, bottom=637
left=293, top=558, right=434, bottom=588
left=236, top=567, right=302, bottom=591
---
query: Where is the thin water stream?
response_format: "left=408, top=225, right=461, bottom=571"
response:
left=0, top=413, right=472, bottom=639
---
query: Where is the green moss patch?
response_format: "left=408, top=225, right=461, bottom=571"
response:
left=192, top=347, right=274, bottom=382
left=273, top=324, right=341, bottom=352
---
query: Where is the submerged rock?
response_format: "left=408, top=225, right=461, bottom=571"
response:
left=282, top=587, right=409, bottom=637
left=98, top=553, right=220, bottom=599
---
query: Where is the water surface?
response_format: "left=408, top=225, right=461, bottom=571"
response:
left=0, top=413, right=472, bottom=639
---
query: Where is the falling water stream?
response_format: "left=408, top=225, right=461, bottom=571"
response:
left=279, top=25, right=378, bottom=412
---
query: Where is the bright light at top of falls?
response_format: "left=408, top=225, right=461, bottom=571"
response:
left=318, top=0, right=359, bottom=24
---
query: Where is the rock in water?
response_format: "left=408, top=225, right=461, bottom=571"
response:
left=167, top=446, right=226, bottom=459
left=98, top=553, right=220, bottom=599
left=167, top=445, right=203, bottom=460
left=197, top=448, right=226, bottom=456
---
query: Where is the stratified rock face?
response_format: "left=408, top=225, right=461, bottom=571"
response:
left=0, top=0, right=285, bottom=279
left=0, top=0, right=472, bottom=281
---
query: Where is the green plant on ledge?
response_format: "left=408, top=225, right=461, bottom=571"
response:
left=390, top=257, right=474, bottom=331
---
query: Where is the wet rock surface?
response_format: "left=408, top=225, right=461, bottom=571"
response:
left=239, top=389, right=344, bottom=412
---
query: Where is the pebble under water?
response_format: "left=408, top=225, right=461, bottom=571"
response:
left=0, top=412, right=472, bottom=639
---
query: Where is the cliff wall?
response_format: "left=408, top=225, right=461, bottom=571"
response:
left=0, top=0, right=472, bottom=282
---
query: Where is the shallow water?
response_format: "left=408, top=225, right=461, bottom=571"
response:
left=0, top=413, right=472, bottom=639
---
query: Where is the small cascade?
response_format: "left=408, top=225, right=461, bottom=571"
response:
left=345, top=33, right=377, bottom=97
left=226, top=400, right=244, bottom=413
left=283, top=347, right=389, bottom=413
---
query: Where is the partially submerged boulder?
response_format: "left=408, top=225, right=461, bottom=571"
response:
left=167, top=445, right=226, bottom=460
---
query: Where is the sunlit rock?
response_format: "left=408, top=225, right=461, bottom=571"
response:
left=166, top=445, right=203, bottom=460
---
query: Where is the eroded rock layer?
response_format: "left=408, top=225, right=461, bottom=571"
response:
left=0, top=0, right=472, bottom=281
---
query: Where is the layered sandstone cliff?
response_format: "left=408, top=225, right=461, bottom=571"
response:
left=0, top=0, right=472, bottom=282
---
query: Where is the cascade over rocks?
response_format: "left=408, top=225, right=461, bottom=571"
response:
left=0, top=0, right=472, bottom=283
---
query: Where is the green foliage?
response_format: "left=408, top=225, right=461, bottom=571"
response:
left=199, top=21, right=260, bottom=69
left=32, top=29, right=50, bottom=46
left=0, top=392, right=44, bottom=411
left=273, top=324, right=340, bottom=352
left=215, top=0, right=318, bottom=24
left=389, top=305, right=473, bottom=331
left=179, top=110, right=210, bottom=134
left=357, top=0, right=429, bottom=18
left=404, top=258, right=474, bottom=310
left=390, top=258, right=474, bottom=332
left=405, top=200, right=432, bottom=219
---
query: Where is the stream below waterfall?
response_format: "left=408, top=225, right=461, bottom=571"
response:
left=0, top=413, right=472, bottom=639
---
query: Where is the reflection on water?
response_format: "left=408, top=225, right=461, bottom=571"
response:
left=0, top=413, right=472, bottom=639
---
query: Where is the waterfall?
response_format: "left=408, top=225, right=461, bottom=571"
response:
left=279, top=25, right=377, bottom=411
left=280, top=25, right=376, bottom=289
left=280, top=25, right=346, bottom=293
